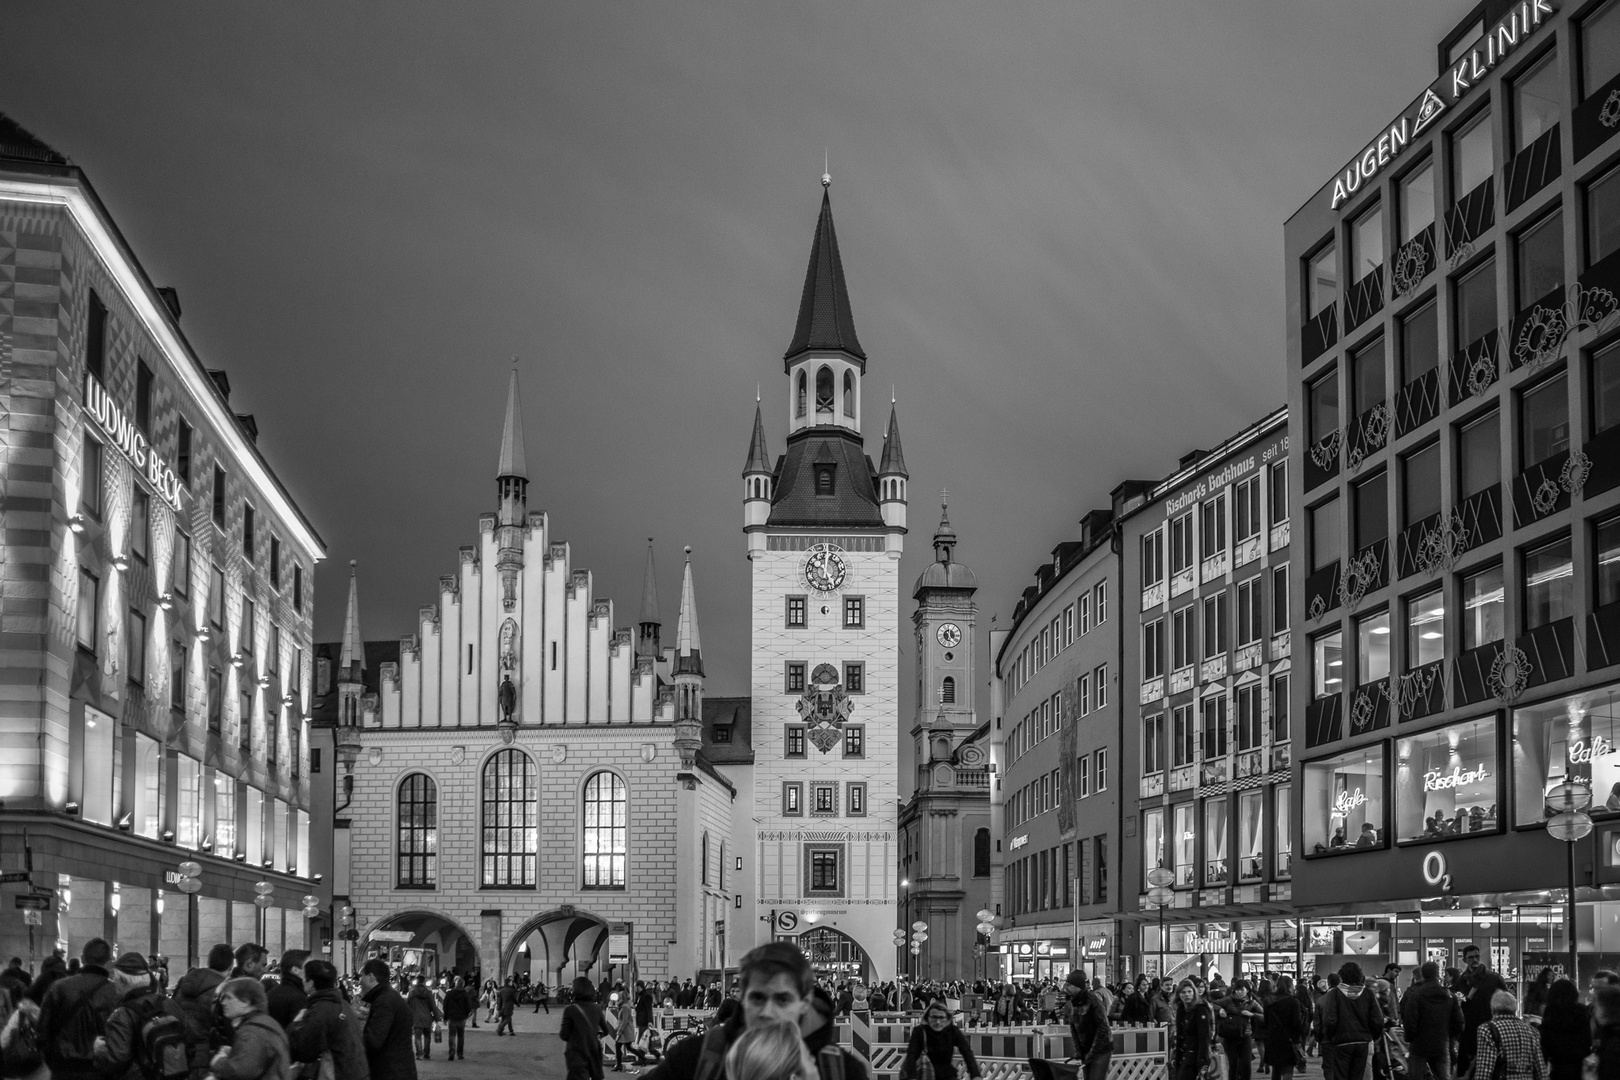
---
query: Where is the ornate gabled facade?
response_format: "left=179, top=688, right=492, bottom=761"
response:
left=742, top=181, right=905, bottom=981
left=330, top=371, right=752, bottom=986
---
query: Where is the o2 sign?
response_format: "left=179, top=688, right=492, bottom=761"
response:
left=1423, top=851, right=1454, bottom=893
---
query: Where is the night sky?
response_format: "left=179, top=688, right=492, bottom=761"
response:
left=1, top=3, right=1464, bottom=763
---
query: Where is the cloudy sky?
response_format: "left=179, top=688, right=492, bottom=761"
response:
left=3, top=2, right=1461, bottom=742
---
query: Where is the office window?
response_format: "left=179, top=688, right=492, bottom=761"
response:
left=1455, top=257, right=1497, bottom=350
left=1400, top=300, right=1439, bottom=386
left=1174, top=803, right=1196, bottom=887
left=1094, top=665, right=1108, bottom=709
left=1459, top=410, right=1501, bottom=498
left=847, top=783, right=866, bottom=816
left=1143, top=619, right=1166, bottom=680
left=843, top=725, right=864, bottom=758
left=212, top=466, right=226, bottom=528
left=1407, top=587, right=1446, bottom=668
left=843, top=662, right=863, bottom=694
left=1202, top=594, right=1227, bottom=659
left=135, top=360, right=153, bottom=436
left=1352, top=203, right=1383, bottom=282
left=86, top=290, right=107, bottom=380
left=1307, top=242, right=1338, bottom=318
left=1352, top=336, right=1386, bottom=417
left=176, top=755, right=201, bottom=850
left=1236, top=477, right=1261, bottom=544
left=76, top=570, right=97, bottom=652
left=1314, top=629, right=1345, bottom=697
left=783, top=783, right=802, bottom=816
left=1171, top=606, right=1195, bottom=669
left=1512, top=49, right=1561, bottom=153
left=127, top=610, right=146, bottom=685
left=581, top=770, right=627, bottom=889
left=1170, top=513, right=1194, bottom=575
left=207, top=667, right=222, bottom=731
left=1595, top=340, right=1620, bottom=435
left=1172, top=704, right=1196, bottom=768
left=81, top=436, right=103, bottom=519
left=1077, top=755, right=1089, bottom=798
left=843, top=596, right=864, bottom=628
left=1400, top=160, right=1435, bottom=242
left=292, top=565, right=303, bottom=613
left=1520, top=371, right=1570, bottom=467
left=1270, top=674, right=1291, bottom=744
left=1143, top=807, right=1166, bottom=883
left=1202, top=696, right=1228, bottom=759
left=1584, top=0, right=1620, bottom=97
left=785, top=725, right=805, bottom=758
left=1202, top=492, right=1228, bottom=559
left=1524, top=537, right=1575, bottom=629
left=1589, top=164, right=1620, bottom=268
left=1273, top=565, right=1290, bottom=632
left=1094, top=582, right=1107, bottom=624
left=785, top=595, right=806, bottom=627
left=1270, top=460, right=1289, bottom=525
left=397, top=774, right=438, bottom=888
left=1309, top=368, right=1340, bottom=444
left=1096, top=748, right=1108, bottom=791
left=1143, top=532, right=1165, bottom=588
left=1144, top=712, right=1166, bottom=774
left=1402, top=442, right=1442, bottom=528
left=1205, top=798, right=1230, bottom=885
left=1451, top=109, right=1494, bottom=200
left=785, top=662, right=806, bottom=694
left=1598, top=515, right=1620, bottom=608
left=1237, top=577, right=1263, bottom=646
left=1312, top=497, right=1342, bottom=571
left=1238, top=789, right=1265, bottom=883
left=1357, top=610, right=1391, bottom=685
left=240, top=599, right=255, bottom=656
left=1353, top=471, right=1388, bottom=550
left=177, top=421, right=191, bottom=484
left=1517, top=209, right=1565, bottom=310
left=1462, top=563, right=1506, bottom=648
left=812, top=783, right=837, bottom=815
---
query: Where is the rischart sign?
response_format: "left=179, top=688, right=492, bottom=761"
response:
left=1329, top=0, right=1555, bottom=210
left=83, top=373, right=185, bottom=509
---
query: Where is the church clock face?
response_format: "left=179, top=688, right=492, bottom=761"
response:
left=803, top=544, right=847, bottom=593
left=937, top=623, right=961, bottom=648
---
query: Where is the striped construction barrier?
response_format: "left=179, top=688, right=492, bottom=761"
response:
left=846, top=1015, right=1169, bottom=1080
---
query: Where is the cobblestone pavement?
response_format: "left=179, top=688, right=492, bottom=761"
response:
left=417, top=1011, right=658, bottom=1080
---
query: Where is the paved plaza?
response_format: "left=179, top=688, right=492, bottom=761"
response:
left=417, top=1011, right=657, bottom=1080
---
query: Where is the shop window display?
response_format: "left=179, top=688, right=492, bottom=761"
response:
left=1238, top=790, right=1264, bottom=882
left=1174, top=803, right=1195, bottom=887
left=1513, top=684, right=1620, bottom=825
left=1204, top=799, right=1229, bottom=885
left=1304, top=743, right=1387, bottom=854
left=1394, top=717, right=1500, bottom=842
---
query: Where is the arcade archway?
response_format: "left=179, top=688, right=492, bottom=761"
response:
left=363, top=910, right=480, bottom=984
left=502, top=908, right=630, bottom=989
left=796, top=926, right=871, bottom=982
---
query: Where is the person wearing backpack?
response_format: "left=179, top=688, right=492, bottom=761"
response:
left=93, top=952, right=188, bottom=1080
left=1317, top=963, right=1385, bottom=1080
left=207, top=979, right=290, bottom=1080
left=169, top=943, right=232, bottom=1080
left=287, top=959, right=370, bottom=1080
left=36, top=937, right=122, bottom=1080
left=1211, top=981, right=1264, bottom=1080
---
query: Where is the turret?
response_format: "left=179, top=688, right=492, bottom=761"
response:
left=743, top=403, right=773, bottom=558
left=784, top=180, right=865, bottom=438
left=672, top=547, right=705, bottom=768
left=877, top=402, right=909, bottom=536
left=335, top=561, right=365, bottom=777
left=495, top=369, right=528, bottom=610
left=637, top=538, right=661, bottom=661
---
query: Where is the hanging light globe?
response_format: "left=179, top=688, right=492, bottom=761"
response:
left=1547, top=809, right=1594, bottom=842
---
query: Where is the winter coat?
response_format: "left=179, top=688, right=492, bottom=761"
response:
left=1454, top=967, right=1506, bottom=1040
left=93, top=984, right=166, bottom=1080
left=902, top=1022, right=981, bottom=1080
left=210, top=1010, right=291, bottom=1080
left=1147, top=992, right=1174, bottom=1025
left=286, top=986, right=370, bottom=1080
left=1120, top=993, right=1151, bottom=1024
left=1595, top=1023, right=1620, bottom=1080
left=559, top=986, right=610, bottom=1080
left=441, top=988, right=474, bottom=1025
left=1318, top=983, right=1384, bottom=1045
left=406, top=986, right=441, bottom=1029
left=266, top=974, right=307, bottom=1035
left=1172, top=1001, right=1213, bottom=1069
left=616, top=1003, right=637, bottom=1045
left=1068, top=991, right=1111, bottom=1064
left=360, top=983, right=416, bottom=1080
left=1211, top=994, right=1263, bottom=1040
left=36, top=964, right=121, bottom=1079
left=168, top=966, right=228, bottom=1074
left=1261, top=996, right=1305, bottom=1058
left=1538, top=1001, right=1591, bottom=1080
left=635, top=990, right=655, bottom=1029
left=1398, top=979, right=1462, bottom=1058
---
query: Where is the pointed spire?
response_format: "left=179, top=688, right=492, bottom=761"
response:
left=339, top=560, right=364, bottom=680
left=674, top=547, right=704, bottom=676
left=639, top=539, right=660, bottom=628
left=497, top=367, right=527, bottom=480
left=878, top=404, right=908, bottom=477
left=784, top=188, right=866, bottom=366
left=743, top=403, right=771, bottom=475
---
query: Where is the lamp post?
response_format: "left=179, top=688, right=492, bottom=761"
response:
left=1146, top=867, right=1175, bottom=983
left=174, top=861, right=202, bottom=971
left=1546, top=780, right=1594, bottom=982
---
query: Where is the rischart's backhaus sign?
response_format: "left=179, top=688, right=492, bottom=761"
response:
left=1327, top=0, right=1555, bottom=211
left=83, top=373, right=185, bottom=509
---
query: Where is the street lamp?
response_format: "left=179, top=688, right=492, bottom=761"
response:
left=1146, top=867, right=1175, bottom=983
left=174, top=861, right=202, bottom=971
left=1546, top=780, right=1593, bottom=982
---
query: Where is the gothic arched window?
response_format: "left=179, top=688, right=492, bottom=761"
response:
left=974, top=827, right=991, bottom=877
left=797, top=372, right=807, bottom=417
left=842, top=371, right=854, bottom=417
left=481, top=749, right=536, bottom=887
left=815, top=367, right=834, bottom=413
left=942, top=676, right=956, bottom=703
left=398, top=773, right=438, bottom=888
left=583, top=771, right=628, bottom=889
left=701, top=831, right=710, bottom=886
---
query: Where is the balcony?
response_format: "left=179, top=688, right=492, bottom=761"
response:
left=1504, top=124, right=1561, bottom=214
left=1443, top=175, right=1494, bottom=263
left=1512, top=450, right=1574, bottom=529
left=1591, top=598, right=1620, bottom=671
left=1449, top=329, right=1500, bottom=404
left=1396, top=659, right=1446, bottom=722
left=1302, top=303, right=1338, bottom=366
left=1345, top=265, right=1385, bottom=333
left=1395, top=367, right=1440, bottom=438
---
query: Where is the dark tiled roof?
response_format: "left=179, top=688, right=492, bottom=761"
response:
left=743, top=405, right=771, bottom=475
left=0, top=113, right=67, bottom=166
left=702, top=696, right=753, bottom=763
left=877, top=406, right=907, bottom=477
left=766, top=428, right=883, bottom=528
left=784, top=190, right=866, bottom=366
left=310, top=640, right=401, bottom=723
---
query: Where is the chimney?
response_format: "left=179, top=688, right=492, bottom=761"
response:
left=1178, top=448, right=1208, bottom=469
left=156, top=287, right=181, bottom=320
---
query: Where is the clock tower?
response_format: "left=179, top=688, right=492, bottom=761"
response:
left=912, top=499, right=979, bottom=757
left=742, top=179, right=906, bottom=980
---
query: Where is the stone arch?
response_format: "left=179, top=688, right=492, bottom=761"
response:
left=365, top=908, right=481, bottom=983
left=795, top=924, right=871, bottom=982
left=499, top=906, right=619, bottom=986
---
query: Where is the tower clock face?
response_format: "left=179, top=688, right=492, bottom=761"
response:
left=937, top=623, right=961, bottom=648
left=803, top=544, right=847, bottom=593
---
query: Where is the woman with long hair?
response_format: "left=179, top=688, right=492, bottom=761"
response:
left=726, top=1020, right=817, bottom=1080
left=901, top=1002, right=982, bottom=1080
left=1539, top=977, right=1589, bottom=1080
left=1171, top=979, right=1214, bottom=1080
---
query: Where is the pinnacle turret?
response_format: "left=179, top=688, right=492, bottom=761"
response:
left=637, top=539, right=661, bottom=661
left=744, top=404, right=771, bottom=476
left=784, top=189, right=865, bottom=368
left=497, top=368, right=527, bottom=481
left=339, top=560, right=364, bottom=684
left=878, top=404, right=908, bottom=477
left=674, top=548, right=703, bottom=677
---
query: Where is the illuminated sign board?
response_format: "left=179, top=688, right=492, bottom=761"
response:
left=83, top=373, right=185, bottom=509
left=1328, top=0, right=1555, bottom=210
left=1185, top=932, right=1237, bottom=954
left=1009, top=834, right=1029, bottom=850
left=1423, top=763, right=1489, bottom=791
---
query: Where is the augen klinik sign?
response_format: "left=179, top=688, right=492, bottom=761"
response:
left=1329, top=0, right=1555, bottom=211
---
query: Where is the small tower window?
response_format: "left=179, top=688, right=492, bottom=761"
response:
left=797, top=371, right=807, bottom=418
left=843, top=371, right=854, bottom=417
left=815, top=367, right=834, bottom=413
left=941, top=676, right=956, bottom=703
left=817, top=468, right=834, bottom=495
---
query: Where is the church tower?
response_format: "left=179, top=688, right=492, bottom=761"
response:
left=911, top=499, right=979, bottom=760
left=743, top=179, right=906, bottom=980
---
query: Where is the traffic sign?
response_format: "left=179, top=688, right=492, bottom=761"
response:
left=0, top=872, right=31, bottom=884
left=14, top=895, right=49, bottom=910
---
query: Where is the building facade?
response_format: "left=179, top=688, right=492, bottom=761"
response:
left=1283, top=0, right=1620, bottom=980
left=742, top=182, right=906, bottom=981
left=898, top=504, right=992, bottom=982
left=335, top=373, right=751, bottom=986
left=991, top=510, right=1123, bottom=983
left=1118, top=411, right=1292, bottom=983
left=0, top=114, right=326, bottom=969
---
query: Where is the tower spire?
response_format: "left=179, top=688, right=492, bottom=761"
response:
left=497, top=366, right=527, bottom=480
left=878, top=403, right=908, bottom=477
left=784, top=186, right=865, bottom=367
left=637, top=538, right=661, bottom=661
left=744, top=403, right=771, bottom=475
left=495, top=368, right=528, bottom=608
left=674, top=547, right=703, bottom=676
left=339, top=559, right=364, bottom=681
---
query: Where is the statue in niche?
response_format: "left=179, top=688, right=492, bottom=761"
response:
left=499, top=619, right=519, bottom=673
left=498, top=674, right=517, bottom=724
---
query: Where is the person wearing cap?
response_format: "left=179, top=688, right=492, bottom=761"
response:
left=1062, top=970, right=1112, bottom=1080
left=91, top=952, right=164, bottom=1080
left=36, top=937, right=122, bottom=1080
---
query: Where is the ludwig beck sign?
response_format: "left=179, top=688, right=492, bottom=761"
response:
left=83, top=373, right=185, bottom=509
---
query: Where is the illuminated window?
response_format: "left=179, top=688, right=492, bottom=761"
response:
left=1394, top=716, right=1499, bottom=842
left=1356, top=610, right=1390, bottom=686
left=1406, top=587, right=1446, bottom=668
left=1238, top=790, right=1264, bottom=882
left=397, top=773, right=438, bottom=888
left=1462, top=563, right=1505, bottom=649
left=1524, top=536, right=1574, bottom=629
left=1275, top=784, right=1293, bottom=878
left=215, top=773, right=236, bottom=853
left=1303, top=743, right=1387, bottom=854
left=1454, top=257, right=1497, bottom=351
left=581, top=770, right=627, bottom=890
left=482, top=749, right=537, bottom=887
left=1313, top=629, right=1344, bottom=698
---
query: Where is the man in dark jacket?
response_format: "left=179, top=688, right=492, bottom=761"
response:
left=266, top=950, right=309, bottom=1033
left=560, top=977, right=612, bottom=1080
left=1319, top=963, right=1385, bottom=1080
left=441, top=977, right=474, bottom=1061
left=358, top=957, right=416, bottom=1080
left=642, top=943, right=868, bottom=1080
left=406, top=975, right=442, bottom=1060
left=1062, top=970, right=1112, bottom=1080
left=287, top=959, right=370, bottom=1080
left=1451, top=945, right=1505, bottom=1075
left=1400, top=962, right=1463, bottom=1080
left=170, top=943, right=233, bottom=1079
left=1211, top=981, right=1265, bottom=1080
left=497, top=975, right=519, bottom=1035
left=36, top=937, right=122, bottom=1080
left=91, top=952, right=166, bottom=1080
left=635, top=982, right=655, bottom=1032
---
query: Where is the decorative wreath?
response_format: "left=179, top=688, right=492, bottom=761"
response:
left=1488, top=647, right=1532, bottom=705
left=1602, top=88, right=1620, bottom=129
left=1514, top=306, right=1569, bottom=371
